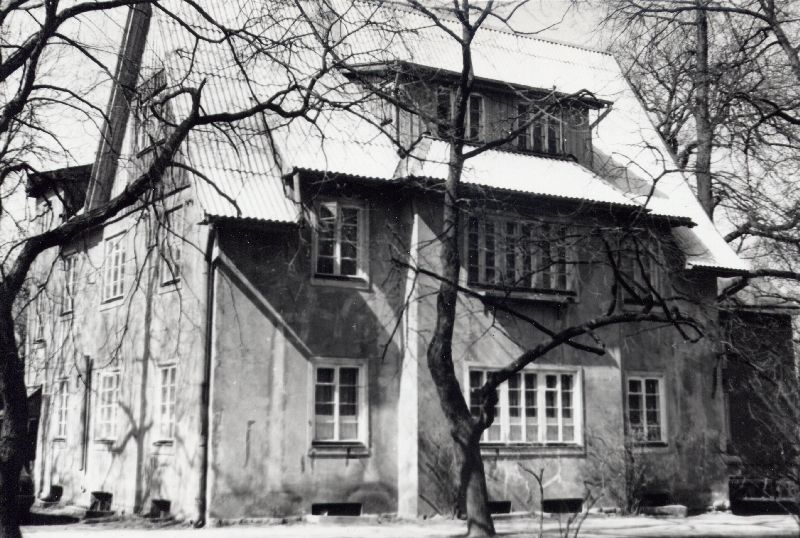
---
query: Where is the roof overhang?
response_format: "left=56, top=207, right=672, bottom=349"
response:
left=347, top=61, right=612, bottom=109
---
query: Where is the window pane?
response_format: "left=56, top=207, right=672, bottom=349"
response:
left=317, top=257, right=334, bottom=275
left=339, top=419, right=358, bottom=440
left=315, top=420, right=334, bottom=440
left=629, top=379, right=641, bottom=393
left=484, top=221, right=495, bottom=283
left=340, top=258, right=357, bottom=276
left=533, top=120, right=543, bottom=152
left=645, top=379, right=659, bottom=395
left=468, top=218, right=480, bottom=282
left=317, top=368, right=334, bottom=384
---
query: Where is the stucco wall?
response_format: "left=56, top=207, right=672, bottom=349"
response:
left=409, top=195, right=728, bottom=514
left=207, top=189, right=410, bottom=518
left=28, top=186, right=208, bottom=519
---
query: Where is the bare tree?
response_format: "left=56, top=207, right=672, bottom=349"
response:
left=0, top=1, right=361, bottom=535
left=297, top=2, right=710, bottom=536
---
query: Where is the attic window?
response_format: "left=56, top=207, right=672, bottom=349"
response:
left=516, top=103, right=565, bottom=155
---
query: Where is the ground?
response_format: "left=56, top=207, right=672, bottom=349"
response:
left=19, top=511, right=800, bottom=537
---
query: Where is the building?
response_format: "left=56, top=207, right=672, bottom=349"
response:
left=25, top=1, right=750, bottom=521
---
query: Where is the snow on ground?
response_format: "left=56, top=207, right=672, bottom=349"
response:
left=20, top=512, right=800, bottom=537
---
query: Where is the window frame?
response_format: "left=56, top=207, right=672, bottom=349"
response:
left=309, top=358, right=369, bottom=447
left=54, top=378, right=69, bottom=440
left=311, top=199, right=369, bottom=286
left=515, top=103, right=565, bottom=155
left=60, top=253, right=78, bottom=315
left=466, top=367, right=583, bottom=447
left=156, top=364, right=177, bottom=442
left=101, top=233, right=127, bottom=303
left=95, top=371, right=120, bottom=442
left=465, top=214, right=577, bottom=296
left=617, top=239, right=662, bottom=306
left=625, top=374, right=667, bottom=445
left=466, top=93, right=484, bottom=142
left=159, top=205, right=184, bottom=286
left=30, top=288, right=46, bottom=343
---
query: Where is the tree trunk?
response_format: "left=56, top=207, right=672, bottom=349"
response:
left=460, top=430, right=493, bottom=537
left=693, top=0, right=714, bottom=218
left=425, top=134, right=495, bottom=536
left=0, top=300, right=27, bottom=538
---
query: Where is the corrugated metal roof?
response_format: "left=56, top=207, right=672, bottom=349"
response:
left=406, top=138, right=673, bottom=213
left=139, top=0, right=747, bottom=272
left=187, top=133, right=298, bottom=223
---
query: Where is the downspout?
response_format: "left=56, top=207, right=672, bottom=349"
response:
left=195, top=223, right=217, bottom=527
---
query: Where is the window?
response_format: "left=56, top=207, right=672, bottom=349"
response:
left=160, top=206, right=184, bottom=285
left=467, top=216, right=575, bottom=293
left=618, top=240, right=660, bottom=304
left=54, top=379, right=68, bottom=439
left=467, top=94, right=484, bottom=142
left=157, top=365, right=177, bottom=441
left=102, top=234, right=126, bottom=302
left=627, top=376, right=666, bottom=444
left=313, top=200, right=368, bottom=281
left=61, top=254, right=78, bottom=314
left=96, top=372, right=120, bottom=441
left=515, top=104, right=564, bottom=155
left=31, top=290, right=45, bottom=342
left=469, top=369, right=581, bottom=445
left=313, top=363, right=367, bottom=443
left=435, top=86, right=452, bottom=138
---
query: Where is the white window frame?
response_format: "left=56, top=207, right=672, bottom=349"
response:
left=311, top=199, right=369, bottom=283
left=466, top=215, right=576, bottom=294
left=466, top=367, right=583, bottom=446
left=30, top=289, right=46, bottom=343
left=310, top=358, right=369, bottom=445
left=102, top=233, right=126, bottom=303
left=160, top=205, right=184, bottom=286
left=516, top=103, right=564, bottom=155
left=54, top=378, right=68, bottom=440
left=95, top=371, right=120, bottom=442
left=61, top=253, right=78, bottom=315
left=466, top=93, right=484, bottom=142
left=157, top=364, right=177, bottom=441
left=626, top=374, right=667, bottom=445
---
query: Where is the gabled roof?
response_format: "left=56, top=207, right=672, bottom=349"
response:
left=131, top=0, right=747, bottom=273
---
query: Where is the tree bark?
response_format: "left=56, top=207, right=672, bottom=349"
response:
left=424, top=113, right=494, bottom=534
left=693, top=0, right=714, bottom=218
left=0, top=300, right=27, bottom=538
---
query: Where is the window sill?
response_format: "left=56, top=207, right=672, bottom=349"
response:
left=310, top=275, right=370, bottom=291
left=309, top=442, right=370, bottom=459
left=631, top=441, right=669, bottom=452
left=99, top=297, right=125, bottom=312
left=152, top=439, right=174, bottom=455
left=93, top=439, right=115, bottom=451
left=158, top=279, right=182, bottom=294
left=473, top=286, right=577, bottom=305
left=52, top=437, right=66, bottom=444
left=480, top=443, right=585, bottom=458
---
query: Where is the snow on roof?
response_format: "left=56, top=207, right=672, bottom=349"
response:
left=140, top=0, right=747, bottom=273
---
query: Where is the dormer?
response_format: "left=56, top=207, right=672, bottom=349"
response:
left=357, top=64, right=608, bottom=167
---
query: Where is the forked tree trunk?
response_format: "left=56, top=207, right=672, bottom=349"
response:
left=0, top=301, right=27, bottom=538
left=425, top=140, right=495, bottom=537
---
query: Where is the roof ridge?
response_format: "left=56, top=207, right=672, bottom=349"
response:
left=360, top=0, right=612, bottom=57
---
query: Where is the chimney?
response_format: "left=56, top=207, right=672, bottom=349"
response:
left=85, top=3, right=152, bottom=210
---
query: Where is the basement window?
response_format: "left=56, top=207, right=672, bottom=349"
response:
left=311, top=503, right=362, bottom=516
